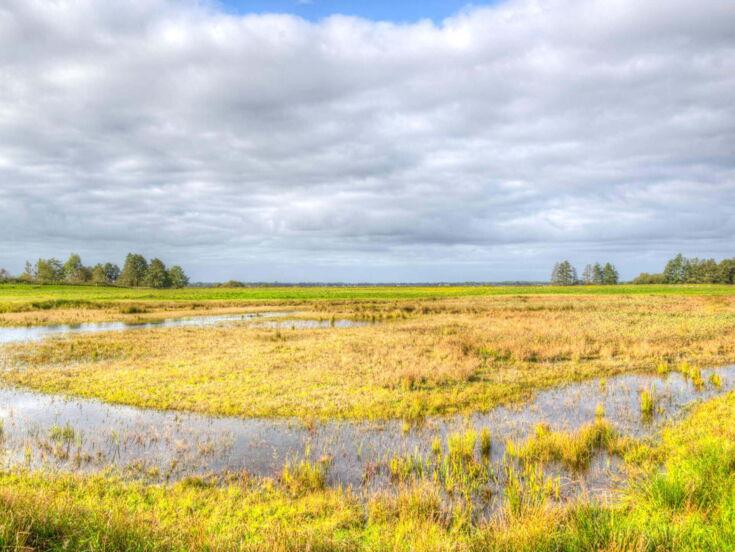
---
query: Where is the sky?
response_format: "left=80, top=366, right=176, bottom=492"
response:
left=0, top=0, right=734, bottom=283
left=218, top=1, right=498, bottom=23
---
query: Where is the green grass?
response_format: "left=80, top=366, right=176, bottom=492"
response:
left=506, top=419, right=620, bottom=471
left=1, top=282, right=733, bottom=313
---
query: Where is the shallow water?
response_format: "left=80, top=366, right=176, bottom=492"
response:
left=252, top=318, right=369, bottom=329
left=1, top=366, right=733, bottom=494
left=0, top=312, right=366, bottom=344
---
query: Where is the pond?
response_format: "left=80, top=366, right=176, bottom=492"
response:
left=1, top=365, right=733, bottom=497
left=0, top=311, right=366, bottom=344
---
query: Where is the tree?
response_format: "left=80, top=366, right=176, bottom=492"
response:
left=686, top=258, right=719, bottom=283
left=601, top=263, right=619, bottom=285
left=63, top=253, right=88, bottom=283
left=551, top=260, right=578, bottom=286
left=632, top=272, right=666, bottom=284
left=119, top=254, right=148, bottom=287
left=582, top=264, right=593, bottom=284
left=0, top=268, right=10, bottom=283
left=592, top=263, right=604, bottom=285
left=35, top=258, right=63, bottom=284
left=91, top=264, right=108, bottom=285
left=718, top=258, right=735, bottom=284
left=20, top=261, right=35, bottom=282
left=167, top=265, right=189, bottom=289
left=145, top=258, right=170, bottom=288
left=103, top=263, right=121, bottom=284
left=663, top=254, right=686, bottom=284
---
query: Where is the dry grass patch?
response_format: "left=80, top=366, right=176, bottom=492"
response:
left=2, top=294, right=735, bottom=420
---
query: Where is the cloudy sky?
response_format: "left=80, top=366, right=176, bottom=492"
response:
left=1, top=0, right=733, bottom=282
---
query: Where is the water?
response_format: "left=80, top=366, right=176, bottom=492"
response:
left=1, top=313, right=731, bottom=513
left=252, top=318, right=369, bottom=330
left=0, top=312, right=366, bottom=344
left=1, top=366, right=733, bottom=492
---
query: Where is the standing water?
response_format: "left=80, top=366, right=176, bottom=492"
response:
left=0, top=311, right=366, bottom=344
left=1, top=366, right=733, bottom=489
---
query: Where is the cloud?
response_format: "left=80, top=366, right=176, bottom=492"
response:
left=0, top=0, right=733, bottom=281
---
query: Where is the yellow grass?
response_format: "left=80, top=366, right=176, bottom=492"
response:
left=2, top=294, right=735, bottom=420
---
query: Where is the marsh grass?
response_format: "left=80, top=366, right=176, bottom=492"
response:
left=5, top=293, right=735, bottom=420
left=48, top=423, right=75, bottom=444
left=506, top=420, right=619, bottom=471
left=2, top=392, right=735, bottom=550
left=503, top=461, right=560, bottom=518
left=480, top=428, right=492, bottom=457
left=676, top=360, right=706, bottom=388
left=389, top=429, right=491, bottom=497
left=281, top=454, right=332, bottom=496
left=640, top=387, right=656, bottom=419
left=2, top=286, right=735, bottom=548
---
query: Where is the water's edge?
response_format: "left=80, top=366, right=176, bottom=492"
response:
left=1, top=366, right=732, bottom=489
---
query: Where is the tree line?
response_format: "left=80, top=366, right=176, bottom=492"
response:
left=0, top=253, right=189, bottom=288
left=632, top=254, right=735, bottom=284
left=551, top=254, right=735, bottom=286
left=551, top=260, right=619, bottom=286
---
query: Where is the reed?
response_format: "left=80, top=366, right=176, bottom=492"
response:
left=640, top=387, right=655, bottom=418
left=507, top=420, right=618, bottom=471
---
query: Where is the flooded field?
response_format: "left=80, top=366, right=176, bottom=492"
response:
left=1, top=290, right=735, bottom=548
left=2, top=312, right=733, bottom=497
left=2, top=356, right=732, bottom=510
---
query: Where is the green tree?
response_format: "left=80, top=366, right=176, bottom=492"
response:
left=167, top=265, right=189, bottom=289
left=581, top=264, right=593, bottom=284
left=20, top=261, right=35, bottom=282
left=119, top=254, right=148, bottom=287
left=0, top=268, right=10, bottom=283
left=35, top=258, right=64, bottom=284
left=631, top=272, right=666, bottom=284
left=91, top=264, right=108, bottom=285
left=718, top=258, right=735, bottom=284
left=602, top=263, right=619, bottom=285
left=145, top=258, right=170, bottom=288
left=63, top=253, right=87, bottom=283
left=551, top=260, right=578, bottom=286
left=103, top=263, right=121, bottom=284
left=663, top=254, right=686, bottom=283
left=592, top=263, right=604, bottom=285
left=688, top=258, right=719, bottom=283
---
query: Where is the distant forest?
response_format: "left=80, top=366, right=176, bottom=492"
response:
left=632, top=254, right=735, bottom=285
left=551, top=254, right=735, bottom=286
left=0, top=253, right=189, bottom=289
left=1, top=253, right=733, bottom=288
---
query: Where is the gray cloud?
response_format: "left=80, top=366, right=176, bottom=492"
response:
left=1, top=0, right=734, bottom=281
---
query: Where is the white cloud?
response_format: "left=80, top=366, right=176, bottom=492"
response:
left=0, top=0, right=733, bottom=281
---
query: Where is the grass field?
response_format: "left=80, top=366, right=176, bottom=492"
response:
left=1, top=282, right=734, bottom=309
left=3, top=291, right=735, bottom=419
left=1, top=283, right=734, bottom=550
left=2, top=282, right=732, bottom=327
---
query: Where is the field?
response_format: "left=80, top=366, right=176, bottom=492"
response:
left=1, top=282, right=733, bottom=312
left=1, top=283, right=735, bottom=550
